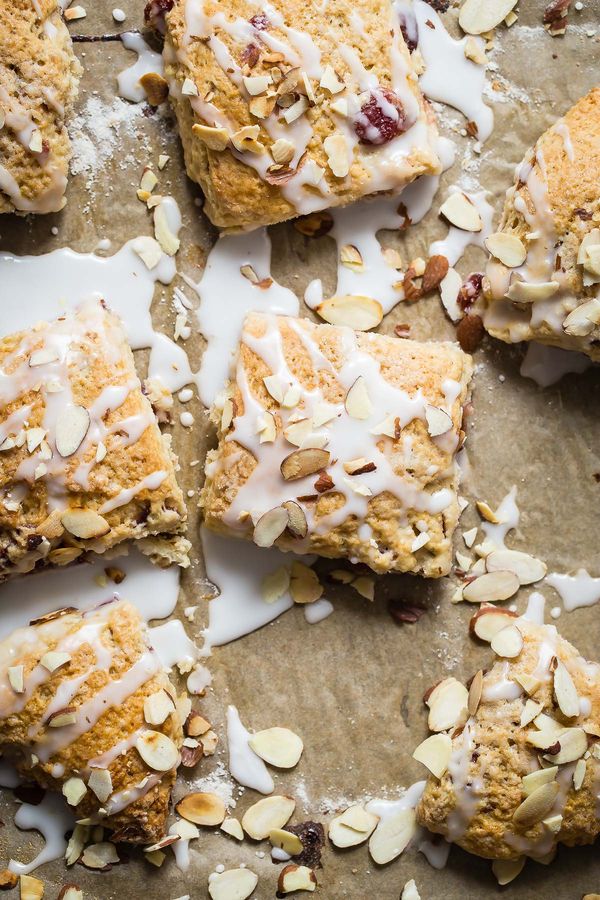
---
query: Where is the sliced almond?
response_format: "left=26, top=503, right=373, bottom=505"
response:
left=192, top=123, right=229, bottom=151
left=176, top=792, right=226, bottom=826
left=459, top=0, right=519, bottom=34
left=426, top=677, right=469, bottom=732
left=61, top=509, right=110, bottom=540
left=340, top=244, right=364, bottom=271
left=241, top=795, right=295, bottom=840
left=463, top=34, right=487, bottom=64
left=231, top=125, right=265, bottom=154
left=320, top=65, right=344, bottom=93
left=221, top=817, right=244, bottom=840
left=462, top=570, right=520, bottom=603
left=522, top=766, right=558, bottom=797
left=345, top=376, right=372, bottom=420
left=208, top=869, right=258, bottom=900
left=248, top=727, right=303, bottom=768
left=243, top=74, right=271, bottom=95
left=140, top=71, right=169, bottom=105
left=469, top=605, right=519, bottom=642
left=261, top=566, right=291, bottom=603
left=368, top=808, right=416, bottom=865
left=563, top=299, right=600, bottom=337
left=506, top=280, right=559, bottom=303
left=289, top=561, right=323, bottom=605
left=136, top=731, right=179, bottom=772
left=520, top=699, right=543, bottom=727
left=553, top=659, right=579, bottom=719
left=324, top=134, right=350, bottom=178
left=439, top=192, right=482, bottom=232
left=62, top=777, right=87, bottom=806
left=55, top=405, right=90, bottom=457
left=573, top=758, right=586, bottom=791
left=253, top=506, right=289, bottom=548
left=492, top=857, right=525, bottom=886
left=425, top=405, right=452, bottom=437
left=283, top=418, right=313, bottom=447
left=144, top=689, right=175, bottom=726
left=485, top=233, right=527, bottom=268
left=271, top=138, right=295, bottom=165
left=154, top=201, right=180, bottom=255
left=29, top=348, right=59, bottom=367
left=19, top=875, right=45, bottom=900
left=328, top=806, right=378, bottom=848
left=281, top=448, right=330, bottom=481
left=512, top=781, right=559, bottom=826
left=412, top=733, right=452, bottom=779
left=281, top=501, right=307, bottom=539
left=80, top=842, right=119, bottom=870
left=544, top=727, right=588, bottom=764
left=277, top=865, right=317, bottom=894
left=257, top=410, right=277, bottom=443
left=40, top=651, right=71, bottom=673
left=8, top=664, right=24, bottom=693
left=485, top=549, right=546, bottom=585
left=316, top=295, right=383, bottom=331
left=269, top=828, right=303, bottom=855
left=468, top=669, right=484, bottom=716
left=132, top=235, right=163, bottom=270
left=513, top=671, right=542, bottom=696
left=48, top=707, right=77, bottom=727
left=88, top=768, right=113, bottom=803
left=490, top=623, right=524, bottom=658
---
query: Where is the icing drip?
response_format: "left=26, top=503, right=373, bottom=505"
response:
left=226, top=704, right=274, bottom=794
left=430, top=188, right=494, bottom=266
left=117, top=33, right=165, bottom=104
left=520, top=342, right=590, bottom=387
left=445, top=720, right=482, bottom=841
left=480, top=485, right=519, bottom=548
left=8, top=793, right=74, bottom=876
left=547, top=569, right=600, bottom=612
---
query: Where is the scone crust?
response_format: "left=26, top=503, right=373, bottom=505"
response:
left=201, top=312, right=472, bottom=576
left=0, top=300, right=189, bottom=579
left=161, top=0, right=440, bottom=230
left=0, top=601, right=183, bottom=843
left=0, top=0, right=82, bottom=214
left=483, top=88, right=600, bottom=359
left=416, top=619, right=600, bottom=860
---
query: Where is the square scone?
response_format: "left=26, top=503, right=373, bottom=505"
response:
left=0, top=0, right=82, bottom=214
left=483, top=88, right=600, bottom=359
left=0, top=299, right=190, bottom=581
left=201, top=312, right=473, bottom=576
left=151, top=0, right=440, bottom=230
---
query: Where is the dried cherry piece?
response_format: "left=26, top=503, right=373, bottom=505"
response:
left=354, top=89, right=408, bottom=146
left=249, top=12, right=270, bottom=30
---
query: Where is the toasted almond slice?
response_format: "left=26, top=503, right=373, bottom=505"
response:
left=136, top=731, right=178, bottom=771
left=490, top=623, right=523, bottom=658
left=278, top=865, right=317, bottom=894
left=316, top=295, right=383, bottom=331
left=520, top=699, right=544, bottom=727
left=512, top=781, right=559, bottom=826
left=485, top=549, right=547, bottom=585
left=459, top=0, right=518, bottom=33
left=553, top=659, right=579, bottom=718
left=368, top=808, right=416, bottom=865
left=469, top=605, right=519, bottom=642
left=80, top=842, right=119, bottom=870
left=88, top=768, right=113, bottom=803
left=439, top=192, right=482, bottom=232
left=573, top=758, right=586, bottom=791
left=8, top=665, right=24, bottom=693
left=176, top=792, right=226, bottom=826
left=468, top=669, right=484, bottom=716
left=506, top=280, right=559, bottom=302
left=522, top=766, right=558, bottom=797
left=232, top=124, right=265, bottom=154
left=328, top=806, right=378, bottom=848
left=61, top=509, right=110, bottom=540
left=281, top=448, right=330, bottom=481
left=192, top=123, right=229, bottom=151
left=19, top=875, right=45, bottom=900
left=242, top=795, right=296, bottom=840
left=55, top=405, right=90, bottom=457
left=544, top=727, right=588, bottom=764
left=144, top=689, right=175, bottom=726
left=462, top=570, right=520, bottom=603
left=485, top=233, right=527, bottom=267
left=269, top=828, right=303, bottom=855
left=340, top=244, right=364, bottom=270
left=426, top=677, right=469, bottom=732
left=40, top=651, right=71, bottom=673
left=425, top=405, right=452, bottom=437
left=253, top=506, right=289, bottom=548
left=208, top=869, right=258, bottom=900
left=289, top=561, right=323, bottom=604
left=345, top=376, right=372, bottom=420
left=475, top=500, right=501, bottom=523
left=261, top=566, right=291, bottom=603
left=412, top=733, right=452, bottom=779
left=248, top=727, right=303, bottom=768
left=221, top=817, right=244, bottom=840
left=492, top=856, right=525, bottom=886
left=62, top=777, right=87, bottom=806
left=48, top=707, right=77, bottom=727
left=563, top=299, right=600, bottom=336
left=463, top=34, right=487, bottom=63
left=351, top=575, right=375, bottom=600
left=283, top=500, right=308, bottom=538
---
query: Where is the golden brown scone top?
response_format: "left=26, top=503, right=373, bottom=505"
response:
left=201, top=312, right=472, bottom=576
left=0, top=299, right=189, bottom=580
left=155, top=0, right=440, bottom=229
left=0, top=0, right=82, bottom=214
left=483, top=88, right=600, bottom=359
left=416, top=610, right=600, bottom=866
left=0, top=601, right=184, bottom=844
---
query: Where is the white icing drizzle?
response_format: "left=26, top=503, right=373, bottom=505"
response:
left=521, top=591, right=546, bottom=626
left=99, top=470, right=168, bottom=514
left=553, top=121, right=575, bottom=162
left=445, top=720, right=482, bottom=841
left=520, top=342, right=591, bottom=387
left=117, top=33, right=165, bottom=104
left=480, top=485, right=519, bottom=548
left=430, top=188, right=494, bottom=266
left=148, top=618, right=199, bottom=669
left=547, top=569, right=600, bottom=612
left=8, top=793, right=74, bottom=876
left=226, top=704, right=274, bottom=794
left=412, top=0, right=493, bottom=142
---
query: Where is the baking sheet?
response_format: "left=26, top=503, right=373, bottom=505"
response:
left=0, top=1, right=600, bottom=897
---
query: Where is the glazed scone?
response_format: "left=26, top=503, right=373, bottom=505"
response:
left=0, top=299, right=190, bottom=580
left=415, top=608, right=600, bottom=867
left=149, top=0, right=440, bottom=230
left=0, top=601, right=183, bottom=843
left=0, top=0, right=82, bottom=214
left=483, top=88, right=600, bottom=360
left=201, top=312, right=473, bottom=576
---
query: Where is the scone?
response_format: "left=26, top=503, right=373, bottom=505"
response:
left=0, top=600, right=183, bottom=843
left=483, top=88, right=600, bottom=360
left=150, top=0, right=440, bottom=230
left=201, top=312, right=473, bottom=576
left=0, top=299, right=190, bottom=580
left=0, top=0, right=82, bottom=214
left=415, top=608, right=600, bottom=866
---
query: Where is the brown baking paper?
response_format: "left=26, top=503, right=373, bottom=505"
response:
left=0, top=1, right=599, bottom=897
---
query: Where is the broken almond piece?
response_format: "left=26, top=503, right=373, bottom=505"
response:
left=492, top=857, right=525, bottom=886
left=208, top=869, right=258, bottom=900
left=176, top=792, right=226, bottom=826
left=248, top=727, right=303, bottom=768
left=221, top=817, right=244, bottom=840
left=19, top=875, right=44, bottom=900
left=192, top=123, right=229, bottom=151
left=345, top=376, right=372, bottom=420
left=61, top=509, right=110, bottom=540
left=277, top=865, right=317, bottom=894
left=469, top=605, right=519, bottom=642
left=316, top=295, right=383, bottom=330
left=412, top=733, right=452, bottom=779
left=439, top=192, right=483, bottom=232
left=328, top=806, right=378, bottom=848
left=269, top=828, right=303, bottom=855
left=241, top=795, right=296, bottom=840
left=425, top=405, right=452, bottom=437
left=485, top=232, right=527, bottom=268
left=289, top=561, right=323, bottom=605
left=140, top=71, right=169, bottom=105
left=553, top=659, right=579, bottom=718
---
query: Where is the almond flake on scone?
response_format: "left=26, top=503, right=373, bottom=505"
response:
left=0, top=299, right=190, bottom=580
left=415, top=613, right=600, bottom=866
left=0, top=601, right=183, bottom=843
left=150, top=0, right=440, bottom=230
left=200, top=312, right=473, bottom=576
left=0, top=0, right=82, bottom=214
left=483, top=87, right=600, bottom=360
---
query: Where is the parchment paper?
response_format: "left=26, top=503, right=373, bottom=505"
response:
left=0, top=1, right=599, bottom=897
